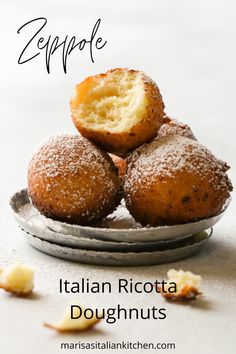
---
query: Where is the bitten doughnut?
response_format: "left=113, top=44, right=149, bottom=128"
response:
left=109, top=154, right=126, bottom=180
left=157, top=116, right=196, bottom=140
left=70, top=68, right=165, bottom=156
left=124, top=135, right=232, bottom=226
left=28, top=135, right=121, bottom=225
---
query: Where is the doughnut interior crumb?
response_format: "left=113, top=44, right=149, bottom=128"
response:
left=71, top=69, right=147, bottom=133
left=0, top=263, right=34, bottom=295
left=44, top=305, right=101, bottom=332
left=161, top=269, right=202, bottom=301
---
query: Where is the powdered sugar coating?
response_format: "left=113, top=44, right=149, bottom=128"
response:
left=124, top=135, right=233, bottom=225
left=126, top=136, right=230, bottom=187
left=157, top=116, right=196, bottom=140
left=28, top=134, right=121, bottom=225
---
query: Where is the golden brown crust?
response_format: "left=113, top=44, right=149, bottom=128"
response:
left=159, top=285, right=201, bottom=301
left=71, top=68, right=165, bottom=156
left=109, top=154, right=127, bottom=180
left=0, top=282, right=33, bottom=296
left=44, top=318, right=101, bottom=333
left=157, top=115, right=196, bottom=140
left=124, top=135, right=232, bottom=226
left=28, top=134, right=122, bottom=225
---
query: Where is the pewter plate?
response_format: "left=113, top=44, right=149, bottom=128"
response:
left=10, top=190, right=201, bottom=251
left=10, top=189, right=230, bottom=244
left=21, top=229, right=212, bottom=266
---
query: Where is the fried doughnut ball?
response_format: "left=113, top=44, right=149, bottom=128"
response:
left=70, top=68, right=165, bottom=156
left=157, top=116, right=196, bottom=140
left=124, top=135, right=232, bottom=226
left=109, top=154, right=126, bottom=180
left=28, top=135, right=121, bottom=225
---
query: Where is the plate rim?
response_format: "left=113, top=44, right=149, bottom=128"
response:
left=10, top=188, right=231, bottom=233
left=22, top=227, right=212, bottom=256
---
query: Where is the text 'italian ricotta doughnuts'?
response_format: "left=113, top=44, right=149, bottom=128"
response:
left=124, top=135, right=232, bottom=226
left=28, top=134, right=121, bottom=225
left=70, top=68, right=165, bottom=156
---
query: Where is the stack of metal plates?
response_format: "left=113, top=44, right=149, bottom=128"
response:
left=10, top=189, right=229, bottom=266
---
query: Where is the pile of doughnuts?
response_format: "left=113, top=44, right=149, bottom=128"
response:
left=28, top=68, right=233, bottom=226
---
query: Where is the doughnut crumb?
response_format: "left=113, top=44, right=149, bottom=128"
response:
left=71, top=68, right=165, bottom=155
left=44, top=305, right=101, bottom=333
left=0, top=263, right=34, bottom=296
left=161, top=269, right=202, bottom=301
